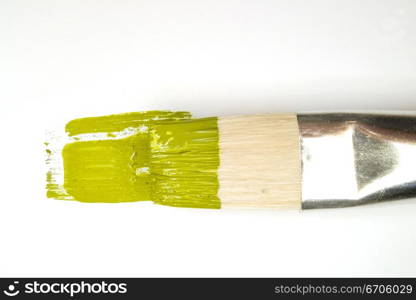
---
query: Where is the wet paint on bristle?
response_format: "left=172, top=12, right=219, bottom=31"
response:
left=150, top=118, right=221, bottom=209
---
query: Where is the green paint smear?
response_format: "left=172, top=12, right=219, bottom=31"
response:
left=66, top=111, right=191, bottom=136
left=62, top=134, right=150, bottom=203
left=46, top=171, right=65, bottom=199
left=47, top=111, right=192, bottom=203
left=150, top=117, right=221, bottom=209
left=47, top=111, right=221, bottom=208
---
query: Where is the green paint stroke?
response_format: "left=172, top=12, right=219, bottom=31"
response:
left=150, top=117, right=221, bottom=209
left=47, top=111, right=192, bottom=203
left=65, top=111, right=191, bottom=136
left=62, top=134, right=150, bottom=203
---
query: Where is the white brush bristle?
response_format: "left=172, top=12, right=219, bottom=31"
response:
left=218, top=114, right=301, bottom=209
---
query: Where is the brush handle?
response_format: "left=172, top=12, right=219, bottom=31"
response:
left=298, top=113, right=416, bottom=209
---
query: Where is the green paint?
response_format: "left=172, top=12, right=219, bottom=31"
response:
left=47, top=111, right=221, bottom=208
left=46, top=170, right=67, bottom=199
left=65, top=111, right=191, bottom=136
left=45, top=143, right=71, bottom=200
left=150, top=117, right=221, bottom=209
left=47, top=111, right=192, bottom=203
left=62, top=134, right=150, bottom=203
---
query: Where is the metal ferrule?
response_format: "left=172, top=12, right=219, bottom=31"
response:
left=298, top=113, right=416, bottom=209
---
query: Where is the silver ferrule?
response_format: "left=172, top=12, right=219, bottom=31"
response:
left=298, top=113, right=416, bottom=209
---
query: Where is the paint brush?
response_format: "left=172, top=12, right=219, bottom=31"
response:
left=150, top=113, right=416, bottom=209
left=47, top=111, right=416, bottom=210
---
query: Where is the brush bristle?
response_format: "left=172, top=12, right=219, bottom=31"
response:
left=218, top=114, right=301, bottom=209
left=48, top=111, right=301, bottom=208
left=149, top=114, right=302, bottom=209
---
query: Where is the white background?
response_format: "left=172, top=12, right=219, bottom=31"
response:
left=1, top=0, right=416, bottom=277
